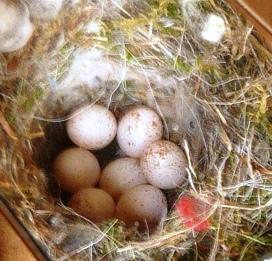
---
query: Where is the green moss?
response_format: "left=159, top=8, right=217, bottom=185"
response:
left=256, top=112, right=272, bottom=144
left=19, top=87, right=44, bottom=113
left=174, top=57, right=192, bottom=73
left=165, top=2, right=181, bottom=17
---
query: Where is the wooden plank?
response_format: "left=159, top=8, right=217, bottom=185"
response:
left=0, top=199, right=49, bottom=261
left=227, top=0, right=272, bottom=46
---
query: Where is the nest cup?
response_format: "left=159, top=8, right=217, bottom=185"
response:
left=0, top=0, right=271, bottom=260
left=4, top=57, right=207, bottom=259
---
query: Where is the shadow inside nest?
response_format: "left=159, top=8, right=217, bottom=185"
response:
left=32, top=118, right=121, bottom=203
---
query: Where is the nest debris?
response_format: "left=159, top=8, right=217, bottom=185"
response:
left=0, top=0, right=271, bottom=260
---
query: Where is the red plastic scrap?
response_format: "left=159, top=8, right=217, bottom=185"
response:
left=176, top=195, right=210, bottom=232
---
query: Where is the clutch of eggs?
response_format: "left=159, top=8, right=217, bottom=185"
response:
left=52, top=104, right=189, bottom=228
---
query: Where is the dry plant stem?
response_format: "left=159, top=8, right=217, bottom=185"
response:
left=0, top=111, right=17, bottom=141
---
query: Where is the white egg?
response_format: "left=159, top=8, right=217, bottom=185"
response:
left=116, top=184, right=167, bottom=229
left=117, top=106, right=163, bottom=157
left=0, top=1, right=33, bottom=52
left=66, top=104, right=117, bottom=150
left=140, top=140, right=187, bottom=189
left=26, top=0, right=64, bottom=21
left=99, top=157, right=147, bottom=200
left=68, top=188, right=115, bottom=223
left=53, top=147, right=100, bottom=192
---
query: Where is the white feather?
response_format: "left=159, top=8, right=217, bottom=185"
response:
left=85, top=21, right=102, bottom=34
left=26, top=0, right=64, bottom=21
left=0, top=1, right=33, bottom=52
left=201, top=14, right=226, bottom=43
left=58, top=49, right=125, bottom=91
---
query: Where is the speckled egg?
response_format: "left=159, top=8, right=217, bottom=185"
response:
left=53, top=147, right=100, bottom=192
left=68, top=188, right=115, bottom=223
left=66, top=104, right=117, bottom=150
left=99, top=157, right=147, bottom=200
left=117, top=106, right=163, bottom=157
left=116, top=184, right=167, bottom=228
left=140, top=140, right=187, bottom=189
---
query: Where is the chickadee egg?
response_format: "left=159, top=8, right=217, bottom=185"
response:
left=117, top=106, right=163, bottom=157
left=26, top=0, right=64, bottom=21
left=99, top=157, right=147, bottom=200
left=0, top=1, right=33, bottom=52
left=116, top=185, right=167, bottom=229
left=53, top=147, right=100, bottom=192
left=140, top=140, right=187, bottom=189
left=67, top=105, right=117, bottom=150
left=68, top=188, right=115, bottom=223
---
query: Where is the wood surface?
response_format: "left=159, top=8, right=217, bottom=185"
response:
left=0, top=211, right=37, bottom=261
left=227, top=0, right=272, bottom=47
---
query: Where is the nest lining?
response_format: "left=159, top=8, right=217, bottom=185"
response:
left=0, top=0, right=272, bottom=260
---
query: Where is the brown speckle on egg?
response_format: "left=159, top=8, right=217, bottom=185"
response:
left=117, top=106, right=163, bottom=157
left=140, top=140, right=188, bottom=189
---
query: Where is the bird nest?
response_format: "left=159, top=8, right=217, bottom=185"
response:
left=0, top=0, right=271, bottom=260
